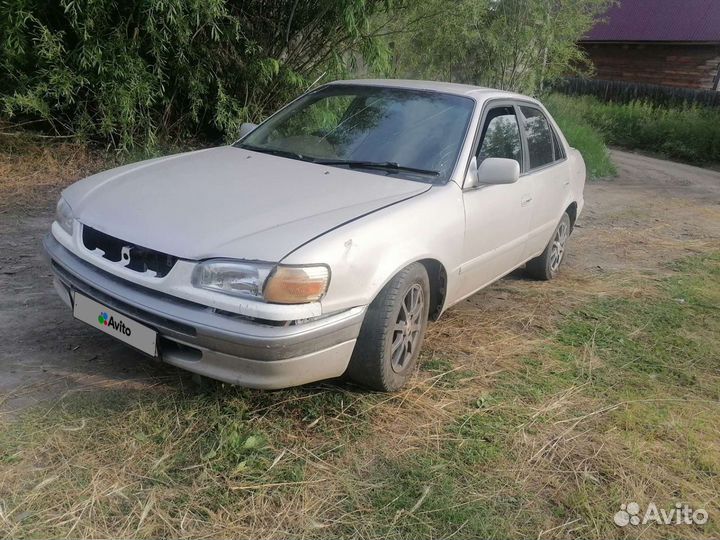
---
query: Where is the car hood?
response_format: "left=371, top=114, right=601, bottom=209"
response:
left=63, top=146, right=430, bottom=261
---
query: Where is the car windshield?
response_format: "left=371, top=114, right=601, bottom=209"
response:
left=236, top=85, right=475, bottom=183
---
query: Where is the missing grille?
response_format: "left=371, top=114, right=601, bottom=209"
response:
left=82, top=225, right=178, bottom=278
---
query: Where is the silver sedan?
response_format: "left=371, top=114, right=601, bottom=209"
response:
left=44, top=79, right=585, bottom=391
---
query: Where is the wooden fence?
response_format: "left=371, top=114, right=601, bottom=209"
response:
left=552, top=77, right=720, bottom=108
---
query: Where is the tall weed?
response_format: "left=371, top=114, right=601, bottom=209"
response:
left=545, top=94, right=616, bottom=178
left=547, top=94, right=720, bottom=165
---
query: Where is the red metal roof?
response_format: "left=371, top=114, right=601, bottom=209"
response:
left=583, top=0, right=720, bottom=42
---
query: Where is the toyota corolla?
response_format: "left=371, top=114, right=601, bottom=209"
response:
left=44, top=79, right=585, bottom=391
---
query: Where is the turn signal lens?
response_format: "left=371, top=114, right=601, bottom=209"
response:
left=263, top=265, right=330, bottom=304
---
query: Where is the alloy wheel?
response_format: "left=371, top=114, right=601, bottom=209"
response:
left=549, top=220, right=569, bottom=273
left=390, top=284, right=425, bottom=373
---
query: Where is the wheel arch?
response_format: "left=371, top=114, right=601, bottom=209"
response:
left=565, top=201, right=578, bottom=231
left=417, top=258, right=448, bottom=321
left=366, top=257, right=449, bottom=322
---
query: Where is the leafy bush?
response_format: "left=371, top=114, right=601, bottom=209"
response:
left=547, top=94, right=720, bottom=165
left=0, top=0, right=394, bottom=150
left=544, top=94, right=616, bottom=179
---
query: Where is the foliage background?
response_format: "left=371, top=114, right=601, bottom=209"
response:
left=1, top=0, right=616, bottom=151
left=388, top=0, right=613, bottom=93
left=1, top=0, right=395, bottom=149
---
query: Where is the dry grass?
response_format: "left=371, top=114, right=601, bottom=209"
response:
left=0, top=377, right=481, bottom=537
left=1, top=143, right=720, bottom=538
left=4, top=257, right=718, bottom=539
left=0, top=133, right=107, bottom=212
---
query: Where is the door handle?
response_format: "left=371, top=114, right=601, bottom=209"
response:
left=521, top=194, right=533, bottom=207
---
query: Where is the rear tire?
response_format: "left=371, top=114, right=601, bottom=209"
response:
left=525, top=213, right=571, bottom=281
left=346, top=263, right=430, bottom=392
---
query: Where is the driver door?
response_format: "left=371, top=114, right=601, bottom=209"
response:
left=456, top=103, right=534, bottom=300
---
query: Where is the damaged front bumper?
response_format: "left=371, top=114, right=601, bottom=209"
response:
left=43, top=234, right=364, bottom=389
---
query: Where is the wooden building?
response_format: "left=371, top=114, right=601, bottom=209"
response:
left=580, top=0, right=720, bottom=90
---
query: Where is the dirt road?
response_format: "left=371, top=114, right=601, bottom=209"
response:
left=1, top=150, right=719, bottom=413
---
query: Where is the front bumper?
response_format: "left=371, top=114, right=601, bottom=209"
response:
left=43, top=234, right=364, bottom=389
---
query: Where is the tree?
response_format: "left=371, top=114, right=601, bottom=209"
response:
left=388, top=0, right=614, bottom=93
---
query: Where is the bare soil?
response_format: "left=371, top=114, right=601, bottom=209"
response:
left=1, top=149, right=719, bottom=414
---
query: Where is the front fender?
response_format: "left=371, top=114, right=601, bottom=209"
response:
left=281, top=183, right=465, bottom=315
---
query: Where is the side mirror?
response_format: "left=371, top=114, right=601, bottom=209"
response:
left=239, top=122, right=258, bottom=138
left=476, top=157, right=520, bottom=185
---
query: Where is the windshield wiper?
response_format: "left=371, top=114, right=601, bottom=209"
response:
left=238, top=143, right=313, bottom=162
left=315, top=159, right=439, bottom=177
left=237, top=147, right=440, bottom=178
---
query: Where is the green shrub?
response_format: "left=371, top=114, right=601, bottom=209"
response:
left=546, top=94, right=720, bottom=165
left=544, top=94, right=616, bottom=179
left=0, top=0, right=394, bottom=150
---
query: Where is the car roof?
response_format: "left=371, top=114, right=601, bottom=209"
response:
left=326, top=78, right=534, bottom=103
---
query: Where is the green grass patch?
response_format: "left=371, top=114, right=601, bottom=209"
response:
left=358, top=253, right=720, bottom=538
left=420, top=355, right=476, bottom=388
left=0, top=385, right=376, bottom=538
left=546, top=94, right=617, bottom=179
left=547, top=93, right=720, bottom=166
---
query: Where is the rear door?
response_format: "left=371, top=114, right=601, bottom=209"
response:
left=457, top=103, right=534, bottom=300
left=517, top=105, right=571, bottom=257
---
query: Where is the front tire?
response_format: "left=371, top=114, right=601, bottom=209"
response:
left=346, top=263, right=430, bottom=392
left=525, top=212, right=571, bottom=280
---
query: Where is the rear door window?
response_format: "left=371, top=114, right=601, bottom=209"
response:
left=520, top=106, right=561, bottom=170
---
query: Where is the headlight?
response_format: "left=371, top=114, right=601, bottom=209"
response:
left=56, top=198, right=74, bottom=235
left=191, top=260, right=274, bottom=299
left=191, top=260, right=329, bottom=304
